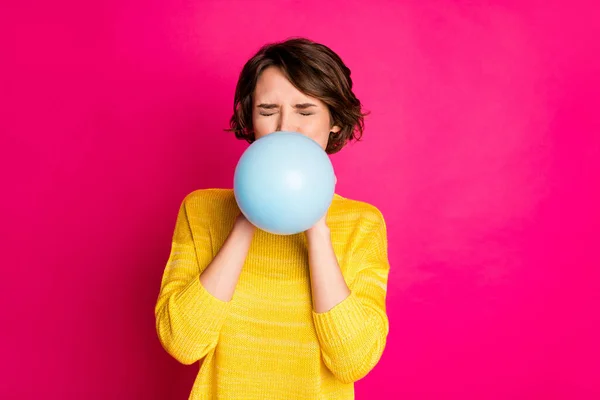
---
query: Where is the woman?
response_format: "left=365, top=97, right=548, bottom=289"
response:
left=155, top=38, right=390, bottom=400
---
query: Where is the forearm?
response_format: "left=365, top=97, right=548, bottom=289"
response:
left=307, top=216, right=390, bottom=382
left=306, top=223, right=350, bottom=313
left=312, top=293, right=388, bottom=383
left=200, top=215, right=255, bottom=301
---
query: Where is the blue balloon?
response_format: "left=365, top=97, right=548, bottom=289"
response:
left=234, top=131, right=335, bottom=235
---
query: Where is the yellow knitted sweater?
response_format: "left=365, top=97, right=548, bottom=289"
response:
left=155, top=189, right=390, bottom=399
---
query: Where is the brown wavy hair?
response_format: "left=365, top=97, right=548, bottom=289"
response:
left=228, top=38, right=368, bottom=154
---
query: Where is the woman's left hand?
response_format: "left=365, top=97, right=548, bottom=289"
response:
left=306, top=174, right=335, bottom=234
left=307, top=214, right=329, bottom=235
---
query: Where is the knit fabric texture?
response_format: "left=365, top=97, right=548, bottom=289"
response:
left=155, top=189, right=390, bottom=399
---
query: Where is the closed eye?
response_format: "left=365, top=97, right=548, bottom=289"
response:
left=259, top=112, right=313, bottom=116
left=256, top=102, right=317, bottom=116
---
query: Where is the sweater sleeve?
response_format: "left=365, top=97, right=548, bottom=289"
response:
left=312, top=212, right=390, bottom=383
left=154, top=196, right=231, bottom=365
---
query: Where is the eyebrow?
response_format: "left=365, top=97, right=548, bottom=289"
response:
left=256, top=103, right=317, bottom=110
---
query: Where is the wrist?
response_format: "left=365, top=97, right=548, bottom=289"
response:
left=233, top=214, right=256, bottom=237
left=306, top=222, right=330, bottom=241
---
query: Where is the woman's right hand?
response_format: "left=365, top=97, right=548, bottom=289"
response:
left=199, top=212, right=256, bottom=302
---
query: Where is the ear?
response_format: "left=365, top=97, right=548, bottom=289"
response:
left=330, top=125, right=342, bottom=135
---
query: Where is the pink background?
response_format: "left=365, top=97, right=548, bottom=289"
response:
left=2, top=0, right=599, bottom=399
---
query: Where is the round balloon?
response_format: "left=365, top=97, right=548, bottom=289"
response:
left=233, top=131, right=335, bottom=235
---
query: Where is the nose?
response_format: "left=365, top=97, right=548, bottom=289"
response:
left=277, top=111, right=293, bottom=132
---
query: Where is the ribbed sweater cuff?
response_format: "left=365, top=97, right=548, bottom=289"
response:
left=312, top=292, right=368, bottom=346
left=176, top=276, right=231, bottom=334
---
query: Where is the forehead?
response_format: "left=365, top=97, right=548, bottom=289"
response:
left=254, top=67, right=313, bottom=101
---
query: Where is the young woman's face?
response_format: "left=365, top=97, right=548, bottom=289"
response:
left=252, top=66, right=340, bottom=150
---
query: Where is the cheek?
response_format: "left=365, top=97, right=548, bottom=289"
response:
left=316, top=133, right=330, bottom=150
left=304, top=126, right=330, bottom=149
left=311, top=117, right=332, bottom=148
left=252, top=115, right=270, bottom=138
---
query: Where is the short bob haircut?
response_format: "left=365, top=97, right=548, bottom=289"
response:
left=228, top=37, right=368, bottom=154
